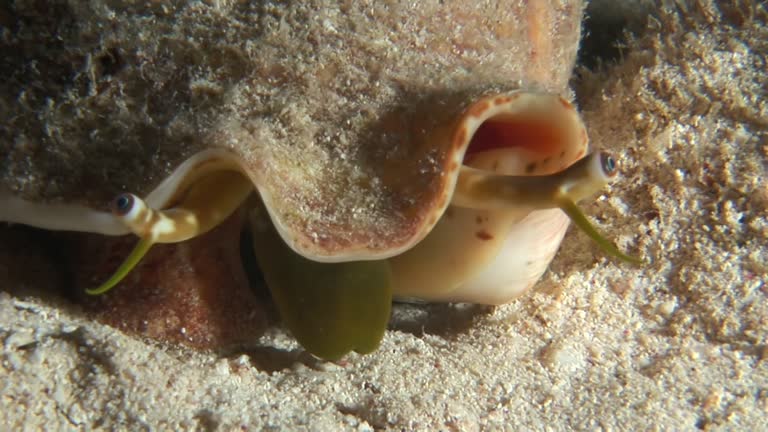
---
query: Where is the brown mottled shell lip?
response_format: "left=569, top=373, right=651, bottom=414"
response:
left=275, top=90, right=588, bottom=262
left=0, top=91, right=588, bottom=264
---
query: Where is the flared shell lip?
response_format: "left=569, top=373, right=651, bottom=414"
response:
left=0, top=91, right=587, bottom=263
left=297, top=90, right=587, bottom=262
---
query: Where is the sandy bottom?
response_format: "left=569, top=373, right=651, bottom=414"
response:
left=2, top=2, right=767, bottom=430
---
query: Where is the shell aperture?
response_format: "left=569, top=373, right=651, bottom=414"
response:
left=390, top=92, right=641, bottom=305
left=451, top=151, right=642, bottom=264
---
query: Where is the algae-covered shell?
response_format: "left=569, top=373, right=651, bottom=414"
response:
left=0, top=1, right=583, bottom=262
left=0, top=2, right=639, bottom=360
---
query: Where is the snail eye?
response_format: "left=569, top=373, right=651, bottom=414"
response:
left=600, top=152, right=618, bottom=177
left=111, top=193, right=135, bottom=216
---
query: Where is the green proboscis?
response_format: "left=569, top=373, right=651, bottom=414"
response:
left=252, top=224, right=392, bottom=360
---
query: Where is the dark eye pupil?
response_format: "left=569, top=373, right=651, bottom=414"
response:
left=601, top=153, right=616, bottom=174
left=113, top=194, right=133, bottom=214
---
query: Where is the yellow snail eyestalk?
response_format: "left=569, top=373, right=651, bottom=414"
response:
left=452, top=151, right=642, bottom=265
left=86, top=170, right=254, bottom=295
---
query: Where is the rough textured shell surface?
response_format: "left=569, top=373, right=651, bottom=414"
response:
left=1, top=1, right=582, bottom=258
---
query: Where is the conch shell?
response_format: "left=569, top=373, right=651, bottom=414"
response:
left=5, top=91, right=639, bottom=359
left=0, top=2, right=641, bottom=360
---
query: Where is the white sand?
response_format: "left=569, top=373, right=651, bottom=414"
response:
left=2, top=1, right=767, bottom=430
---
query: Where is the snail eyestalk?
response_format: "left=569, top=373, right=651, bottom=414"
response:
left=452, top=151, right=642, bottom=264
left=557, top=198, right=643, bottom=265
left=85, top=238, right=154, bottom=295
left=87, top=171, right=254, bottom=295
